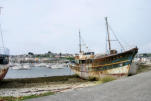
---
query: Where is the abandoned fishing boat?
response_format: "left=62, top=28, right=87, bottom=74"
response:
left=0, top=49, right=9, bottom=80
left=70, top=17, right=138, bottom=79
left=0, top=8, right=9, bottom=81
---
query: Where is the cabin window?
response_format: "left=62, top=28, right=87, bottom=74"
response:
left=79, top=60, right=86, bottom=64
left=87, top=59, right=93, bottom=63
left=75, top=60, right=79, bottom=64
left=110, top=57, right=112, bottom=61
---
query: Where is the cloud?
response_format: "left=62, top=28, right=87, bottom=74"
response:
left=0, top=0, right=150, bottom=54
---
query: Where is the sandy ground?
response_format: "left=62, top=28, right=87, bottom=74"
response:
left=27, top=70, right=151, bottom=101
left=0, top=76, right=96, bottom=97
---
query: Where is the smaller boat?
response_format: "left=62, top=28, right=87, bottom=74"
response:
left=12, top=63, right=31, bottom=70
left=51, top=63, right=68, bottom=69
left=45, top=63, right=52, bottom=68
left=36, top=63, right=47, bottom=67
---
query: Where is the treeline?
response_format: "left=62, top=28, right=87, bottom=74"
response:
left=137, top=53, right=151, bottom=58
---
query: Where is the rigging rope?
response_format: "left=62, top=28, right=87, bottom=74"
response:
left=0, top=24, right=4, bottom=49
left=108, top=24, right=125, bottom=51
left=0, top=7, right=5, bottom=51
left=80, top=34, right=92, bottom=53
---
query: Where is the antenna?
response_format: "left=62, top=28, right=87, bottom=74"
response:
left=0, top=7, right=5, bottom=49
left=79, top=29, right=82, bottom=53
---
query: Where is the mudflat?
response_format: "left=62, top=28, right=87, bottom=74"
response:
left=27, top=70, right=151, bottom=101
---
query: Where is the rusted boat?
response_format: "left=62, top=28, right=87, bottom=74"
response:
left=70, top=17, right=138, bottom=79
left=0, top=8, right=9, bottom=81
left=0, top=49, right=9, bottom=81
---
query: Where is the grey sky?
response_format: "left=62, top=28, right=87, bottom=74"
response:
left=0, top=0, right=151, bottom=55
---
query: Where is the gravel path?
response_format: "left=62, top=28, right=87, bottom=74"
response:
left=27, top=71, right=151, bottom=101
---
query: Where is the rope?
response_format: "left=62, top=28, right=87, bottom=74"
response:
left=0, top=24, right=5, bottom=49
left=0, top=7, right=5, bottom=49
left=80, top=33, right=92, bottom=52
left=108, top=24, right=125, bottom=51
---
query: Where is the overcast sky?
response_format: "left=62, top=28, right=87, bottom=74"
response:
left=0, top=0, right=150, bottom=55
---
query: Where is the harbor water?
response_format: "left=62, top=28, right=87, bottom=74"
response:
left=5, top=66, right=74, bottom=79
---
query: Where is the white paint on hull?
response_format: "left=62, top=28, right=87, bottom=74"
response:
left=106, top=65, right=130, bottom=75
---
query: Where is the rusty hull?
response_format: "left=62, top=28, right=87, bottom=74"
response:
left=0, top=65, right=9, bottom=80
left=70, top=64, right=130, bottom=79
left=70, top=48, right=138, bottom=79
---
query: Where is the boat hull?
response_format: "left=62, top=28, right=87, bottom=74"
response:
left=0, top=65, right=9, bottom=80
left=70, top=64, right=130, bottom=79
left=70, top=48, right=138, bottom=79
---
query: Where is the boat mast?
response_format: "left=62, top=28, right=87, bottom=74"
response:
left=105, top=17, right=111, bottom=54
left=79, top=29, right=82, bottom=53
left=0, top=7, right=5, bottom=49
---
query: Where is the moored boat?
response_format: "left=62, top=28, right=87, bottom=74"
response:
left=0, top=8, right=9, bottom=81
left=0, top=49, right=9, bottom=80
left=70, top=17, right=138, bottom=79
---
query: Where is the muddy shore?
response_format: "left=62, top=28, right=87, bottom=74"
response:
left=0, top=75, right=97, bottom=97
